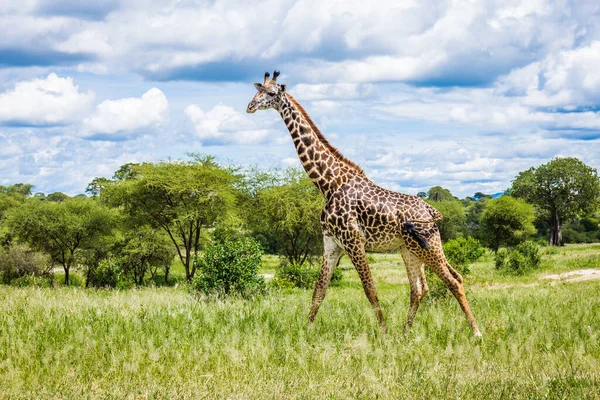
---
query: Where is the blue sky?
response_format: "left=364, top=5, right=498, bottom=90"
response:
left=1, top=0, right=600, bottom=198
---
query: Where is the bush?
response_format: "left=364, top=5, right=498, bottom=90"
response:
left=0, top=244, right=52, bottom=285
left=443, top=237, right=485, bottom=276
left=86, top=258, right=124, bottom=289
left=192, top=237, right=266, bottom=297
left=273, top=259, right=343, bottom=289
left=495, top=241, right=541, bottom=275
left=10, top=275, right=54, bottom=288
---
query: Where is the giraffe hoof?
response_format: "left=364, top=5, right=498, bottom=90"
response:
left=474, top=330, right=483, bottom=338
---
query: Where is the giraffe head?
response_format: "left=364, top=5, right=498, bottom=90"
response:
left=246, top=70, right=287, bottom=113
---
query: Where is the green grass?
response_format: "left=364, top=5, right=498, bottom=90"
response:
left=1, top=244, right=600, bottom=399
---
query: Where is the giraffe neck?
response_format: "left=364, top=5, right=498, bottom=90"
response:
left=278, top=93, right=364, bottom=196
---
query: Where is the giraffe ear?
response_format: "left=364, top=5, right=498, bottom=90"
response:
left=253, top=83, right=263, bottom=90
left=280, top=84, right=286, bottom=92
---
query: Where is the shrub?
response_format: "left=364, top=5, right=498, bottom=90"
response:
left=273, top=259, right=343, bottom=289
left=10, top=275, right=54, bottom=288
left=0, top=244, right=52, bottom=285
left=495, top=241, right=541, bottom=275
left=86, top=258, right=124, bottom=289
left=192, top=237, right=266, bottom=297
left=443, top=237, right=485, bottom=276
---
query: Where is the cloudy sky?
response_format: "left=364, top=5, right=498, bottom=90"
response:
left=1, top=0, right=600, bottom=197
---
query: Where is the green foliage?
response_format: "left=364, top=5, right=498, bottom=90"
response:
left=427, top=186, right=455, bottom=202
left=242, top=168, right=324, bottom=265
left=117, top=228, right=175, bottom=286
left=273, top=259, right=342, bottom=289
left=494, top=241, right=542, bottom=275
left=511, top=157, right=600, bottom=245
left=443, top=236, right=485, bottom=275
left=481, top=196, right=536, bottom=251
left=86, top=258, right=124, bottom=289
left=7, top=197, right=116, bottom=285
left=100, top=156, right=237, bottom=281
left=9, top=275, right=54, bottom=288
left=0, top=244, right=52, bottom=285
left=191, top=237, right=266, bottom=297
left=426, top=199, right=466, bottom=242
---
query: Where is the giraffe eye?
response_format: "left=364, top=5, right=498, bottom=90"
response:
left=267, top=91, right=276, bottom=96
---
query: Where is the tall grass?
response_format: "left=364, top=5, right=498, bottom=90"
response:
left=1, top=244, right=599, bottom=399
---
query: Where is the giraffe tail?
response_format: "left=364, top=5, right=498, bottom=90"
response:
left=403, top=221, right=430, bottom=250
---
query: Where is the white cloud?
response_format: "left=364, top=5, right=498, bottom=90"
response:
left=0, top=73, right=94, bottom=125
left=499, top=41, right=600, bottom=108
left=291, top=83, right=377, bottom=100
left=83, top=88, right=169, bottom=134
left=185, top=104, right=276, bottom=145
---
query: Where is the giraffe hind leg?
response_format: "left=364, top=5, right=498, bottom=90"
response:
left=426, top=250, right=481, bottom=337
left=399, top=246, right=428, bottom=332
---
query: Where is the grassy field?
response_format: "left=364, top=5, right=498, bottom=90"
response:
left=1, top=244, right=599, bottom=399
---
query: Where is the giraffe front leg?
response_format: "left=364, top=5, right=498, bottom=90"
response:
left=308, top=234, right=344, bottom=324
left=342, top=231, right=387, bottom=331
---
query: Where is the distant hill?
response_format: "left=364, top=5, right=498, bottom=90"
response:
left=491, top=192, right=503, bottom=198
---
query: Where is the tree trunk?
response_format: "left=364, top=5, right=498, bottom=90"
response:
left=549, top=214, right=563, bottom=246
left=64, top=266, right=70, bottom=285
left=164, top=265, right=170, bottom=284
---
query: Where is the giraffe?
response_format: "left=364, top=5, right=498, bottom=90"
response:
left=247, top=71, right=482, bottom=337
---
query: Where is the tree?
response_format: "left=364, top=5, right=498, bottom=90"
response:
left=427, top=186, right=455, bottom=202
left=473, top=192, right=491, bottom=200
left=511, top=157, right=600, bottom=246
left=417, top=192, right=428, bottom=199
left=480, top=196, right=536, bottom=251
left=117, top=227, right=175, bottom=286
left=242, top=168, right=324, bottom=265
left=100, top=156, right=237, bottom=281
left=47, top=192, right=69, bottom=202
left=8, top=197, right=116, bottom=285
left=425, top=199, right=466, bottom=242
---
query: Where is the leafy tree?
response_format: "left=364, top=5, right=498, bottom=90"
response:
left=47, top=192, right=69, bottom=202
left=417, top=191, right=428, bottom=199
left=243, top=168, right=324, bottom=265
left=427, top=186, right=455, bottom=202
left=425, top=200, right=466, bottom=242
left=117, top=228, right=175, bottom=285
left=100, top=156, right=237, bottom=281
left=473, top=192, right=491, bottom=200
left=0, top=183, right=33, bottom=197
left=7, top=198, right=116, bottom=285
left=511, top=157, right=600, bottom=246
left=480, top=196, right=536, bottom=251
left=464, top=197, right=490, bottom=238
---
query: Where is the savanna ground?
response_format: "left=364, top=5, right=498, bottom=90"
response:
left=1, top=244, right=599, bottom=399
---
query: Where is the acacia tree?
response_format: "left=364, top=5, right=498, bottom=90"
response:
left=118, top=227, right=175, bottom=285
left=242, top=168, right=324, bottom=265
left=511, top=157, right=600, bottom=246
left=480, top=196, right=536, bottom=251
left=8, top=197, right=116, bottom=285
left=427, top=186, right=455, bottom=202
left=100, top=156, right=237, bottom=281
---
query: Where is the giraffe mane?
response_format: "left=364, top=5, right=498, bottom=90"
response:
left=286, top=93, right=365, bottom=175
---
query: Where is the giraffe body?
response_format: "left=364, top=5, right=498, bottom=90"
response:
left=247, top=71, right=481, bottom=337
